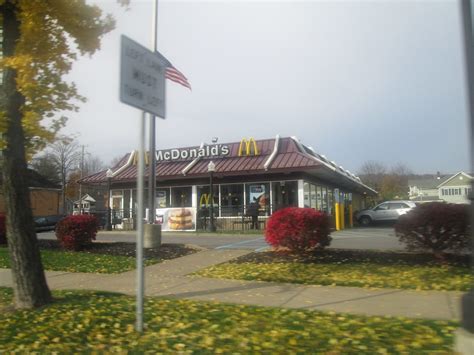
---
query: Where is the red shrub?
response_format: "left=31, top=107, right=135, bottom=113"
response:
left=394, top=202, right=470, bottom=254
left=55, top=215, right=99, bottom=251
left=0, top=213, right=6, bottom=245
left=265, top=207, right=331, bottom=252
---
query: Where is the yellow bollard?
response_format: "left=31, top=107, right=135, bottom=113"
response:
left=335, top=203, right=340, bottom=231
left=349, top=204, right=353, bottom=227
left=340, top=203, right=345, bottom=230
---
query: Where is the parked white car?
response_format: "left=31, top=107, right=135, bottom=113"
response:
left=355, top=200, right=417, bottom=226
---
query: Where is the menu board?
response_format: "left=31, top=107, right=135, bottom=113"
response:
left=248, top=184, right=267, bottom=210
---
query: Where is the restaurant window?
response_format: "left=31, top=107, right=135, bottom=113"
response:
left=327, top=188, right=334, bottom=215
left=171, top=186, right=192, bottom=207
left=246, top=183, right=270, bottom=216
left=272, top=181, right=298, bottom=211
left=197, top=185, right=219, bottom=209
left=303, top=182, right=310, bottom=207
left=316, top=185, right=322, bottom=210
left=310, top=184, right=317, bottom=209
left=111, top=190, right=124, bottom=221
left=131, top=189, right=149, bottom=216
left=123, top=189, right=131, bottom=218
left=156, top=189, right=170, bottom=208
left=321, top=187, right=328, bottom=212
left=345, top=192, right=352, bottom=203
left=220, top=184, right=244, bottom=216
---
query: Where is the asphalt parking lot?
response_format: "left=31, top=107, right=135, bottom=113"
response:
left=37, top=226, right=404, bottom=252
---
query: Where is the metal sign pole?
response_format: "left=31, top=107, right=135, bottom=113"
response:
left=136, top=111, right=146, bottom=332
left=458, top=0, right=474, bottom=349
left=148, top=0, right=159, bottom=223
left=120, top=1, right=165, bottom=334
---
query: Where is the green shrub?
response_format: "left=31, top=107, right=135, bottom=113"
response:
left=395, top=202, right=469, bottom=254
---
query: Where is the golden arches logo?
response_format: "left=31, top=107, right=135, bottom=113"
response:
left=132, top=151, right=150, bottom=166
left=238, top=138, right=259, bottom=157
left=199, top=193, right=210, bottom=206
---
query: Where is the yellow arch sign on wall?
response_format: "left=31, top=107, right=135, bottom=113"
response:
left=132, top=151, right=150, bottom=166
left=199, top=193, right=211, bottom=207
left=238, top=138, right=259, bottom=157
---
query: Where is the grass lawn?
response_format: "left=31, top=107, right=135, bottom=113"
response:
left=0, top=248, right=158, bottom=274
left=195, top=250, right=473, bottom=291
left=0, top=287, right=458, bottom=353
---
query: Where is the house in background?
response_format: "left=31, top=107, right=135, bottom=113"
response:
left=73, top=194, right=97, bottom=214
left=0, top=169, right=61, bottom=216
left=408, top=174, right=448, bottom=202
left=436, top=172, right=472, bottom=204
left=408, top=172, right=472, bottom=204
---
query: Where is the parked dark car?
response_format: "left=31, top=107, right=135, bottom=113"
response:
left=34, top=215, right=65, bottom=232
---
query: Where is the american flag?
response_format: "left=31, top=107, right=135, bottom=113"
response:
left=156, top=51, right=191, bottom=90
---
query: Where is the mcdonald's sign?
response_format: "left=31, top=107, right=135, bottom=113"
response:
left=238, top=137, right=259, bottom=157
left=199, top=193, right=211, bottom=207
left=132, top=151, right=150, bottom=166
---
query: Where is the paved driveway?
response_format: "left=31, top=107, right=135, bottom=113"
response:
left=330, top=227, right=404, bottom=251
left=38, top=227, right=404, bottom=252
left=37, top=231, right=265, bottom=250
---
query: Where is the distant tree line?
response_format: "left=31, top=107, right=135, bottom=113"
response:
left=29, top=135, right=113, bottom=213
left=358, top=161, right=413, bottom=202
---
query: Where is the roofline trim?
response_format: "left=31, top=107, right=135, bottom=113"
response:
left=291, top=136, right=336, bottom=172
left=182, top=142, right=205, bottom=176
left=111, top=151, right=135, bottom=177
left=291, top=136, right=377, bottom=194
left=305, top=146, right=337, bottom=172
left=264, top=134, right=280, bottom=171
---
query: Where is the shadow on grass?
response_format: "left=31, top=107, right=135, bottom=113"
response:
left=35, top=240, right=198, bottom=260
left=231, top=248, right=470, bottom=267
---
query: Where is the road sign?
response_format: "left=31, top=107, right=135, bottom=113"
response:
left=120, top=35, right=166, bottom=118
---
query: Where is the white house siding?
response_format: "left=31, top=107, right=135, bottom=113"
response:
left=437, top=172, right=472, bottom=204
left=439, top=185, right=470, bottom=204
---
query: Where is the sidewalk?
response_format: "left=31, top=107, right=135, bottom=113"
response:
left=0, top=249, right=464, bottom=321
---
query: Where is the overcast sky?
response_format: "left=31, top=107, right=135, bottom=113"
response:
left=62, top=0, right=469, bottom=175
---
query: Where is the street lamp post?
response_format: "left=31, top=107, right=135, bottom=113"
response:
left=105, top=168, right=113, bottom=231
left=207, top=161, right=216, bottom=232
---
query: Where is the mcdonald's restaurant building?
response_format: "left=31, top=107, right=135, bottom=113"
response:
left=80, top=136, right=377, bottom=231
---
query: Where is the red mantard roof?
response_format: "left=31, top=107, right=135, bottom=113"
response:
left=80, top=137, right=376, bottom=194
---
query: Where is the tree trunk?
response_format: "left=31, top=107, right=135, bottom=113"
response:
left=0, top=2, right=52, bottom=308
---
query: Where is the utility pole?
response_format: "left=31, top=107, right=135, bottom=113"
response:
left=457, top=1, right=474, bottom=353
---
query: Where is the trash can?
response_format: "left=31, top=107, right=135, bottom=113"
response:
left=144, top=224, right=161, bottom=249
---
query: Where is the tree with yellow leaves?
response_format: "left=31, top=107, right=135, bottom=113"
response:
left=0, top=0, right=114, bottom=308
